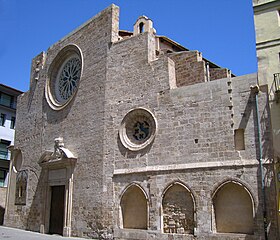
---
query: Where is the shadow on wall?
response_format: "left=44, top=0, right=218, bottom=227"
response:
left=259, top=87, right=274, bottom=161
left=237, top=88, right=277, bottom=239
left=237, top=89, right=273, bottom=160
left=117, top=134, right=153, bottom=158
left=270, top=101, right=280, bottom=156
left=252, top=87, right=276, bottom=239
left=256, top=87, right=277, bottom=239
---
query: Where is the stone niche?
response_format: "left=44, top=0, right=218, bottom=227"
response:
left=162, top=183, right=195, bottom=234
left=213, top=181, right=254, bottom=234
left=15, top=170, right=28, bottom=206
left=120, top=184, right=148, bottom=229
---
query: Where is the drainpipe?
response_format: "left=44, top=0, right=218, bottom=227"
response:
left=251, top=84, right=268, bottom=240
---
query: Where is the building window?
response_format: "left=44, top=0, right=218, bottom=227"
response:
left=0, top=92, right=14, bottom=108
left=46, top=44, right=83, bottom=110
left=10, top=117, right=15, bottom=129
left=55, top=56, right=81, bottom=103
left=0, top=141, right=10, bottom=160
left=0, top=114, right=5, bottom=127
left=0, top=170, right=6, bottom=187
left=119, top=108, right=157, bottom=151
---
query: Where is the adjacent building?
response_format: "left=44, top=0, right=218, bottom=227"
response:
left=4, top=4, right=278, bottom=240
left=0, top=84, right=22, bottom=224
left=253, top=0, right=280, bottom=235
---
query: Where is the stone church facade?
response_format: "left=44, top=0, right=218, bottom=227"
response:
left=4, top=4, right=279, bottom=240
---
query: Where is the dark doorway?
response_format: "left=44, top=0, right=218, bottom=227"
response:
left=0, top=206, right=5, bottom=225
left=49, top=185, right=65, bottom=235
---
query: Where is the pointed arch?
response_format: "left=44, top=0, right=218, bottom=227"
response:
left=120, top=183, right=148, bottom=229
left=212, top=180, right=254, bottom=234
left=162, top=181, right=195, bottom=234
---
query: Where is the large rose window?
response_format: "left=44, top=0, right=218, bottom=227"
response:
left=46, top=45, right=83, bottom=110
left=55, top=57, right=81, bottom=104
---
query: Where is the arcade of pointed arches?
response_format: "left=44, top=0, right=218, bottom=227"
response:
left=119, top=179, right=255, bottom=235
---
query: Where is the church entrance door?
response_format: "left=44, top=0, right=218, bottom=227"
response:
left=49, top=185, right=65, bottom=235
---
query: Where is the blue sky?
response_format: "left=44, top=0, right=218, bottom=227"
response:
left=0, top=0, right=256, bottom=92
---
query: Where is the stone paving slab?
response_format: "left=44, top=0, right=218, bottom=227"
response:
left=0, top=226, right=86, bottom=240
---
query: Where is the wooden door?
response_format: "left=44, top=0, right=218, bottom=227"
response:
left=49, top=185, right=65, bottom=235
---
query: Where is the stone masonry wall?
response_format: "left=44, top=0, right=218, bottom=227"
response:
left=4, top=4, right=278, bottom=240
left=169, top=51, right=206, bottom=87
left=106, top=29, right=277, bottom=239
left=110, top=72, right=277, bottom=238
left=108, top=72, right=265, bottom=171
left=113, top=166, right=266, bottom=240
left=5, top=4, right=119, bottom=238
left=209, top=68, right=231, bottom=81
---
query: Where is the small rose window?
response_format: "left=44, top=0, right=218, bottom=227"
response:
left=119, top=108, right=157, bottom=151
left=133, top=120, right=150, bottom=141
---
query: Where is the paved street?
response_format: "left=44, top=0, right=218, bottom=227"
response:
left=0, top=226, right=86, bottom=240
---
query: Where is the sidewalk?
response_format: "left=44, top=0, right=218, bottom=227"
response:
left=0, top=226, right=86, bottom=240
